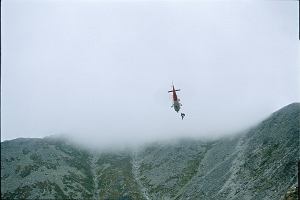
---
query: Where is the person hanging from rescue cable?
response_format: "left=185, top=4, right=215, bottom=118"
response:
left=181, top=113, right=185, bottom=120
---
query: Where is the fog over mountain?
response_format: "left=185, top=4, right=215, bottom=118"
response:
left=1, top=103, right=299, bottom=200
left=1, top=0, right=299, bottom=148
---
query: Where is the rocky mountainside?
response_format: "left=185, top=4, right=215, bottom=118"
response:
left=1, top=103, right=299, bottom=200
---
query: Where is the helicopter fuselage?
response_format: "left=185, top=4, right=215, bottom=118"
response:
left=169, top=85, right=181, bottom=112
left=173, top=100, right=181, bottom=112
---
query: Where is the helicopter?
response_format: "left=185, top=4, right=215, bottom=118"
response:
left=168, top=84, right=185, bottom=119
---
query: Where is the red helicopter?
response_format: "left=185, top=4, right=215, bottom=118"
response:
left=168, top=84, right=185, bottom=120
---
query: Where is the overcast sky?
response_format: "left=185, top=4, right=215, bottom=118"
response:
left=1, top=0, right=299, bottom=148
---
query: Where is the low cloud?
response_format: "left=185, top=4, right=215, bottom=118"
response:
left=1, top=1, right=299, bottom=149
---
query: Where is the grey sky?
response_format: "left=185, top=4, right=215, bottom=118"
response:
left=1, top=0, right=299, bottom=148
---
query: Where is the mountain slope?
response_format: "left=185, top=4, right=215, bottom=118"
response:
left=126, top=103, right=300, bottom=200
left=216, top=102, right=300, bottom=200
left=1, top=137, right=94, bottom=199
left=93, top=152, right=145, bottom=199
left=1, top=103, right=299, bottom=200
